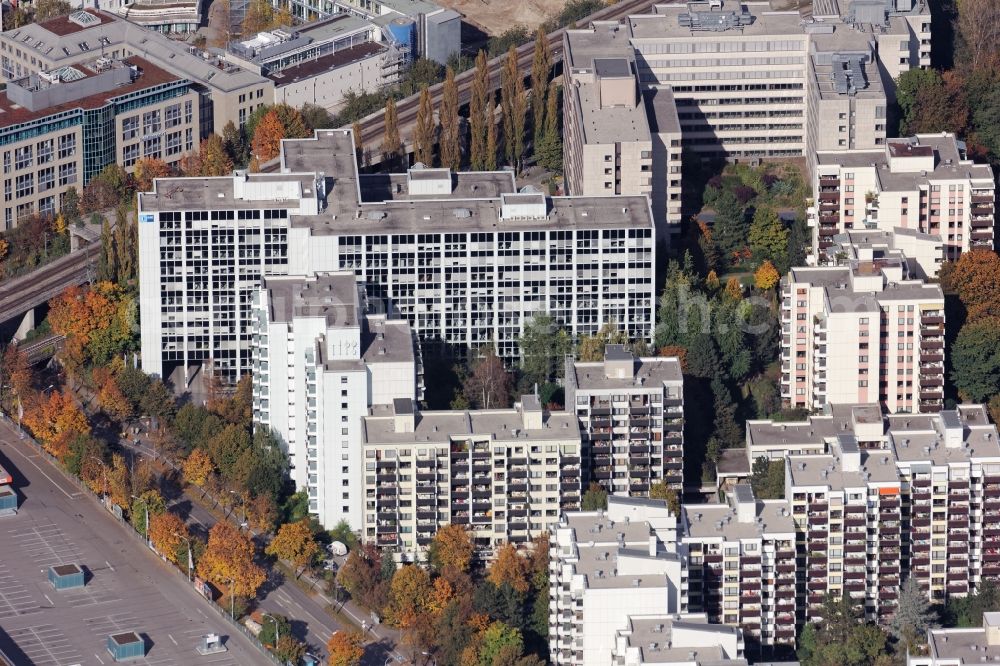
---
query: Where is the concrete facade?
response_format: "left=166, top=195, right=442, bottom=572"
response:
left=250, top=272, right=419, bottom=529
left=565, top=346, right=685, bottom=491
left=811, top=134, right=995, bottom=260
left=779, top=260, right=945, bottom=414
left=138, top=130, right=657, bottom=384
left=361, top=397, right=581, bottom=555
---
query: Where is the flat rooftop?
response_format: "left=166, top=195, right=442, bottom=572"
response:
left=261, top=272, right=360, bottom=327
left=0, top=57, right=182, bottom=126
left=816, top=134, right=995, bottom=188
left=787, top=448, right=898, bottom=489
left=361, top=317, right=415, bottom=364
left=620, top=615, right=744, bottom=664
left=570, top=357, right=683, bottom=391
left=2, top=10, right=266, bottom=91
left=267, top=42, right=385, bottom=86
left=358, top=171, right=516, bottom=202
left=682, top=499, right=795, bottom=540
left=363, top=408, right=580, bottom=446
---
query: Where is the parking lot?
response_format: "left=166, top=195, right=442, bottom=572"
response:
left=0, top=422, right=274, bottom=666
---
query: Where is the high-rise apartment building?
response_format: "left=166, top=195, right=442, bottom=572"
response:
left=0, top=55, right=199, bottom=228
left=562, top=28, right=682, bottom=241
left=563, top=0, right=930, bottom=195
left=811, top=134, right=995, bottom=260
left=139, top=130, right=657, bottom=384
left=565, top=346, right=684, bottom=491
left=680, top=485, right=797, bottom=653
left=743, top=403, right=1000, bottom=613
left=611, top=614, right=746, bottom=666
left=779, top=260, right=945, bottom=414
left=909, top=612, right=1000, bottom=666
left=549, top=496, right=684, bottom=666
left=250, top=272, right=419, bottom=527
left=360, top=397, right=581, bottom=554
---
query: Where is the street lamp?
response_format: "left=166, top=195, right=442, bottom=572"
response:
left=229, top=490, right=246, bottom=527
left=261, top=612, right=279, bottom=646
left=130, top=494, right=149, bottom=545
left=88, top=456, right=108, bottom=503
left=173, top=532, right=193, bottom=581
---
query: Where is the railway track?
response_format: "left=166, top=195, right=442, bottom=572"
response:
left=0, top=243, right=98, bottom=325
left=354, top=0, right=664, bottom=147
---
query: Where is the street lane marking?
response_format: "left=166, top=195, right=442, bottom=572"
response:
left=4, top=443, right=75, bottom=499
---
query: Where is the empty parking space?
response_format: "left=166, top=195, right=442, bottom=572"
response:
left=4, top=623, right=83, bottom=666
left=0, top=433, right=273, bottom=666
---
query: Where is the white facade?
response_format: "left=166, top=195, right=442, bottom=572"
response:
left=138, top=130, right=657, bottom=384
left=549, top=497, right=684, bottom=666
left=250, top=272, right=417, bottom=528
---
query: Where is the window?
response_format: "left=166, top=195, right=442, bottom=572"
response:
left=14, top=145, right=32, bottom=170
left=122, top=115, right=139, bottom=141
left=36, top=139, right=53, bottom=165
left=165, top=131, right=182, bottom=157
left=38, top=166, right=54, bottom=192
left=58, top=134, right=76, bottom=159
left=184, top=100, right=193, bottom=124
left=58, top=162, right=76, bottom=186
left=165, top=103, right=181, bottom=128
left=123, top=143, right=139, bottom=167
left=142, top=135, right=161, bottom=159
left=14, top=173, right=33, bottom=198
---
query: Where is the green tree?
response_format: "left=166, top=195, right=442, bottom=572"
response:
left=478, top=622, right=523, bottom=666
left=414, top=86, right=436, bottom=166
left=500, top=46, right=526, bottom=170
left=222, top=120, right=249, bottom=167
left=439, top=67, right=461, bottom=170
left=62, top=187, right=81, bottom=225
left=34, top=0, right=72, bottom=21
left=798, top=593, right=889, bottom=666
left=950, top=318, right=1000, bottom=402
left=519, top=314, right=572, bottom=389
left=535, top=81, right=562, bottom=172
left=485, top=109, right=498, bottom=171
left=300, top=103, right=334, bottom=131
left=329, top=519, right=360, bottom=552
left=581, top=482, right=607, bottom=510
left=577, top=323, right=629, bottom=362
left=748, top=206, right=788, bottom=266
left=750, top=456, right=785, bottom=499
left=530, top=28, right=550, bottom=147
left=98, top=219, right=117, bottom=283
left=712, top=190, right=749, bottom=259
left=943, top=580, right=1000, bottom=627
left=382, top=97, right=403, bottom=170
left=890, top=576, right=937, bottom=648
left=258, top=613, right=291, bottom=648
left=469, top=50, right=490, bottom=171
left=463, top=348, right=513, bottom=409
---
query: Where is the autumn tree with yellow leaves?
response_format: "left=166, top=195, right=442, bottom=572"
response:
left=197, top=521, right=266, bottom=601
left=265, top=519, right=320, bottom=577
left=148, top=511, right=189, bottom=565
left=487, top=543, right=529, bottom=594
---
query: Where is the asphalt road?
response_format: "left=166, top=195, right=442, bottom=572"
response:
left=120, top=436, right=407, bottom=665
left=0, top=420, right=273, bottom=666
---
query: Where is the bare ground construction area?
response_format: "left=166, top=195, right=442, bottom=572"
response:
left=435, top=0, right=573, bottom=35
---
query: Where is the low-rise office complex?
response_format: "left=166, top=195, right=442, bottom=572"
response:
left=250, top=272, right=419, bottom=528
left=226, top=14, right=407, bottom=112
left=565, top=347, right=685, bottom=491
left=0, top=55, right=200, bottom=228
left=0, top=10, right=272, bottom=137
left=139, top=130, right=657, bottom=384
left=779, top=256, right=945, bottom=414
left=810, top=133, right=995, bottom=260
